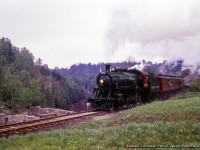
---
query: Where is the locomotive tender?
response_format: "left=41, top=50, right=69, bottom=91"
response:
left=88, top=64, right=185, bottom=110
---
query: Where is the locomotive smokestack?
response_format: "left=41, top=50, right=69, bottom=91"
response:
left=105, top=64, right=111, bottom=73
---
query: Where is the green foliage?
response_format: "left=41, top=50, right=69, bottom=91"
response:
left=15, top=47, right=34, bottom=71
left=0, top=37, right=16, bottom=65
left=0, top=37, right=86, bottom=111
left=2, top=73, right=22, bottom=105
left=19, top=80, right=42, bottom=108
left=18, top=87, right=32, bottom=108
left=190, top=80, right=200, bottom=92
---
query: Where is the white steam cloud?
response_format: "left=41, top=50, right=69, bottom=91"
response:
left=105, top=0, right=200, bottom=65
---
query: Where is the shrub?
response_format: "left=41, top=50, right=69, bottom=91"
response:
left=190, top=80, right=200, bottom=91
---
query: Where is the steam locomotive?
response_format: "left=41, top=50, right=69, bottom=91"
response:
left=88, top=64, right=185, bottom=110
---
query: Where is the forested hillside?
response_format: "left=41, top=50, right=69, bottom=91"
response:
left=0, top=37, right=86, bottom=112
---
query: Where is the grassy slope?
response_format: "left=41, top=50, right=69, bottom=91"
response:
left=0, top=92, right=200, bottom=150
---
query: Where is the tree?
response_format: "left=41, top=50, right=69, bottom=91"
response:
left=0, top=38, right=15, bottom=66
left=15, top=47, right=34, bottom=71
left=19, top=80, right=42, bottom=108
left=18, top=87, right=32, bottom=108
left=181, top=69, right=190, bottom=77
left=2, top=76, right=22, bottom=105
left=35, top=58, right=43, bottom=66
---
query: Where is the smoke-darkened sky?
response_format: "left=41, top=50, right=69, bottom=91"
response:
left=0, top=0, right=200, bottom=68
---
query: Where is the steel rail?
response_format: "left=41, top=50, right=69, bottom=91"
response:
left=0, top=111, right=98, bottom=138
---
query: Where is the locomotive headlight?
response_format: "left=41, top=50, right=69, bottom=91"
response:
left=99, top=79, right=104, bottom=84
left=97, top=74, right=112, bottom=89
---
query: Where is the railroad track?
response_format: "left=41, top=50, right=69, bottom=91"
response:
left=0, top=111, right=99, bottom=138
left=0, top=112, right=81, bottom=130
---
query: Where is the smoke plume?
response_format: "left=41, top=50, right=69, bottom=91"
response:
left=105, top=0, right=200, bottom=65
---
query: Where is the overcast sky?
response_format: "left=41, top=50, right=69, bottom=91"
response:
left=0, top=0, right=200, bottom=68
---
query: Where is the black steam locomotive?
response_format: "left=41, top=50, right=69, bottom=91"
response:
left=88, top=64, right=185, bottom=110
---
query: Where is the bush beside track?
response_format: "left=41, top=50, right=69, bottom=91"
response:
left=190, top=80, right=200, bottom=92
left=0, top=91, right=200, bottom=149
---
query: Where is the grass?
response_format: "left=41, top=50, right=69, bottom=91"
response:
left=0, top=91, right=200, bottom=150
